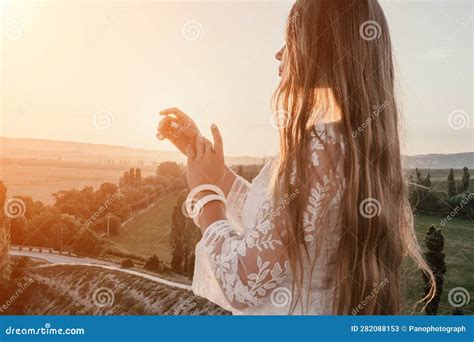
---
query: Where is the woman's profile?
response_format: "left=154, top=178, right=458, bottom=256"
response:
left=157, top=0, right=435, bottom=315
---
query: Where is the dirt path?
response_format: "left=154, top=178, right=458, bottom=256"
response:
left=9, top=250, right=192, bottom=291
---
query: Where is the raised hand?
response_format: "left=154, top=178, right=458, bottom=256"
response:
left=156, top=107, right=201, bottom=155
left=186, top=124, right=226, bottom=190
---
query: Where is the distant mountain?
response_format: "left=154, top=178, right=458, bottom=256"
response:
left=0, top=136, right=263, bottom=166
left=402, top=152, right=474, bottom=169
left=0, top=136, right=472, bottom=169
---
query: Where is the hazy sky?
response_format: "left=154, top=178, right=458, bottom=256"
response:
left=1, top=0, right=472, bottom=157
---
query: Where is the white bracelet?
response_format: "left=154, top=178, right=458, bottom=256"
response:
left=191, top=194, right=226, bottom=228
left=185, top=184, right=225, bottom=216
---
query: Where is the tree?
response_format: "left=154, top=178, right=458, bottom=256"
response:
left=10, top=216, right=27, bottom=245
left=144, top=254, right=161, bottom=272
left=409, top=170, right=438, bottom=212
left=169, top=193, right=202, bottom=275
left=423, top=173, right=432, bottom=188
left=129, top=168, right=136, bottom=185
left=444, top=192, right=474, bottom=220
left=96, top=182, right=119, bottom=199
left=156, top=162, right=181, bottom=179
left=120, top=171, right=130, bottom=186
left=170, top=195, right=186, bottom=271
left=135, top=168, right=142, bottom=183
left=69, top=228, right=103, bottom=257
left=422, top=225, right=446, bottom=315
left=447, top=169, right=456, bottom=197
left=416, top=168, right=422, bottom=184
left=461, top=167, right=470, bottom=192
left=53, top=186, right=97, bottom=220
left=121, top=259, right=134, bottom=269
left=0, top=182, right=10, bottom=286
left=237, top=165, right=244, bottom=177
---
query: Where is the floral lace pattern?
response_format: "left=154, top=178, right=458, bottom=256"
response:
left=192, top=123, right=345, bottom=314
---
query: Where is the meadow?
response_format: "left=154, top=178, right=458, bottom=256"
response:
left=0, top=163, right=154, bottom=205
left=415, top=168, right=474, bottom=193
left=111, top=193, right=179, bottom=264
left=402, top=213, right=473, bottom=315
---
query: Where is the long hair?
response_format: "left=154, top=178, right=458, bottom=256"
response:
left=271, top=0, right=435, bottom=314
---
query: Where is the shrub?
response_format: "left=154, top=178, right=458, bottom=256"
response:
left=121, top=259, right=134, bottom=269
left=422, top=225, right=446, bottom=315
left=144, top=254, right=161, bottom=272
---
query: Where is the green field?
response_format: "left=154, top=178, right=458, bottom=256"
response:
left=111, top=193, right=179, bottom=264
left=406, top=168, right=474, bottom=194
left=402, top=213, right=473, bottom=315
left=0, top=163, right=155, bottom=205
left=113, top=193, right=473, bottom=315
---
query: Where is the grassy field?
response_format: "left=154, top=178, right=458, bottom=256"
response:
left=0, top=163, right=154, bottom=205
left=4, top=261, right=228, bottom=315
left=402, top=213, right=473, bottom=315
left=406, top=168, right=474, bottom=193
left=114, top=194, right=473, bottom=315
left=111, top=193, right=180, bottom=264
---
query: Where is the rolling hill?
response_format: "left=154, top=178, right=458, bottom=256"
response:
left=1, top=136, right=471, bottom=169
left=0, top=136, right=263, bottom=167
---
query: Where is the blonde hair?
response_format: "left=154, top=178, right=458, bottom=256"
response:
left=271, top=0, right=435, bottom=314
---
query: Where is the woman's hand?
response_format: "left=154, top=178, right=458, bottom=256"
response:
left=186, top=124, right=228, bottom=229
left=157, top=107, right=200, bottom=155
left=186, top=124, right=226, bottom=190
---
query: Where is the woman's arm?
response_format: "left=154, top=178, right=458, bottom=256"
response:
left=186, top=128, right=289, bottom=310
left=188, top=123, right=345, bottom=311
left=186, top=125, right=252, bottom=231
left=157, top=108, right=250, bottom=225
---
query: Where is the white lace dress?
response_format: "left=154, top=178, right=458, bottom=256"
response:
left=192, top=123, right=345, bottom=315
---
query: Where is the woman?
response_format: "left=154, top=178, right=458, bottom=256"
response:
left=157, top=0, right=435, bottom=315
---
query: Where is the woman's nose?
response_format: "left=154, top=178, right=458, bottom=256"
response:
left=275, top=47, right=284, bottom=61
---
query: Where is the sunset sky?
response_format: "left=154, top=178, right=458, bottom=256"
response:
left=1, top=0, right=472, bottom=157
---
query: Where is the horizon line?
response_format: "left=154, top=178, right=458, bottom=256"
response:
left=0, top=135, right=472, bottom=158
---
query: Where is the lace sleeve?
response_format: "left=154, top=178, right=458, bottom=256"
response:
left=225, top=175, right=251, bottom=229
left=193, top=124, right=344, bottom=312
left=194, top=203, right=289, bottom=311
